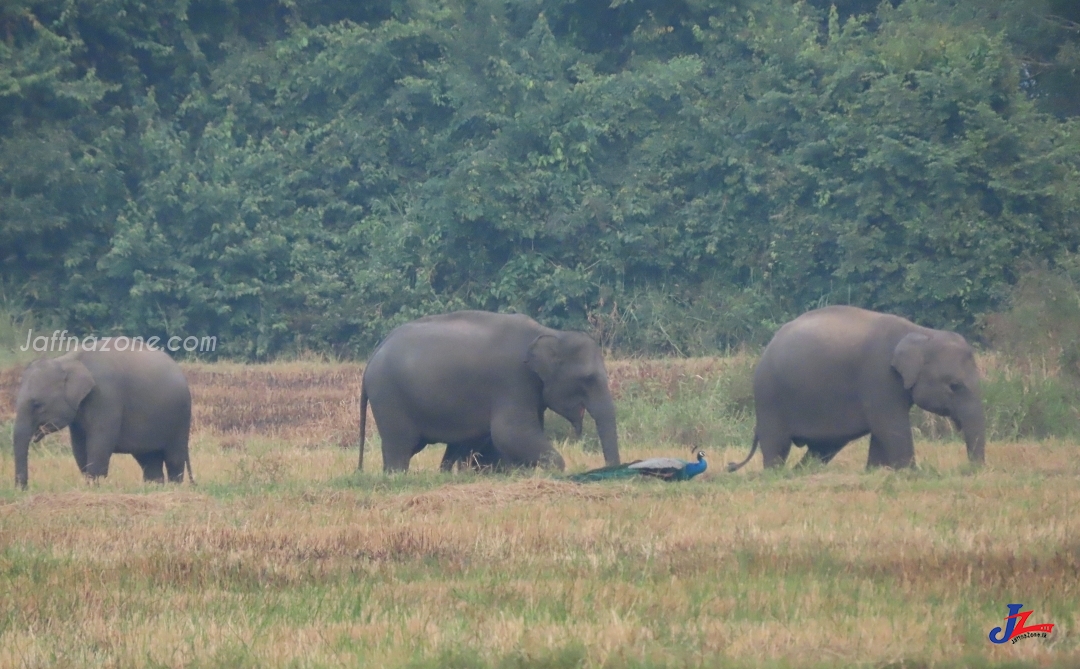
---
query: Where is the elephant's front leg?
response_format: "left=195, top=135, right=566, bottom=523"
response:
left=79, top=412, right=122, bottom=481
left=82, top=439, right=114, bottom=480
left=441, top=442, right=468, bottom=472
left=70, top=422, right=89, bottom=475
left=491, top=405, right=565, bottom=471
left=866, top=428, right=915, bottom=469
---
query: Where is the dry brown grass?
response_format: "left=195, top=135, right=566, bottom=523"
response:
left=1, top=357, right=1078, bottom=668
left=0, top=355, right=756, bottom=452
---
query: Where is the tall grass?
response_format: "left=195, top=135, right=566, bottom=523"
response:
left=0, top=305, right=41, bottom=367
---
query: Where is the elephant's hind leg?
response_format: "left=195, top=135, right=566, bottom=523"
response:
left=757, top=430, right=793, bottom=469
left=367, top=405, right=423, bottom=472
left=866, top=432, right=915, bottom=469
left=134, top=452, right=166, bottom=483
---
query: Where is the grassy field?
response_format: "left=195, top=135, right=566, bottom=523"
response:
left=0, top=357, right=1077, bottom=668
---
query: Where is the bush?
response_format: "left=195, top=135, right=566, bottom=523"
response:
left=981, top=368, right=1080, bottom=441
left=983, top=255, right=1080, bottom=381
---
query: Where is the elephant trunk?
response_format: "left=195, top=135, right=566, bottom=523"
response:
left=586, top=390, right=620, bottom=466
left=957, top=401, right=986, bottom=465
left=13, top=405, right=32, bottom=490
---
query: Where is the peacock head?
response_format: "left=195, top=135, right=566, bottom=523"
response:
left=696, top=451, right=706, bottom=462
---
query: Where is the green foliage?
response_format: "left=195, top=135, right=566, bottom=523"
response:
left=983, top=254, right=1080, bottom=379
left=981, top=369, right=1080, bottom=441
left=975, top=258, right=1080, bottom=440
left=2, top=0, right=1080, bottom=357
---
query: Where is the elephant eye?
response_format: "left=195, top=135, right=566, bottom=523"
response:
left=949, top=381, right=964, bottom=393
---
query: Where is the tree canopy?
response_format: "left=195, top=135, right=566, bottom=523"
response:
left=2, top=0, right=1079, bottom=358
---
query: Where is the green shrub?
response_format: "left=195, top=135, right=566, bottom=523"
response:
left=981, top=369, right=1080, bottom=441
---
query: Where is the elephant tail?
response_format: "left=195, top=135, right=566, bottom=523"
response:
left=358, top=380, right=368, bottom=472
left=726, top=436, right=759, bottom=473
left=185, top=457, right=196, bottom=486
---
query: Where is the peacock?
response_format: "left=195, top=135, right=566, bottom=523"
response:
left=567, top=451, right=707, bottom=482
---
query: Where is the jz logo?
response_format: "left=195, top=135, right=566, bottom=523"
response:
left=988, top=604, right=1055, bottom=644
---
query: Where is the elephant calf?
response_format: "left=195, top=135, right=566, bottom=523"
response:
left=728, top=305, right=986, bottom=471
left=359, top=310, right=620, bottom=473
left=13, top=348, right=193, bottom=488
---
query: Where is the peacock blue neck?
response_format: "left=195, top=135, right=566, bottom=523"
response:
left=683, top=455, right=707, bottom=478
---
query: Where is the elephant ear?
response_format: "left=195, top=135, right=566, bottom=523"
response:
left=525, top=334, right=562, bottom=384
left=891, top=333, right=929, bottom=390
left=59, top=358, right=95, bottom=412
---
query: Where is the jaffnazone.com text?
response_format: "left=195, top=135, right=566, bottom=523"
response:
left=19, top=330, right=217, bottom=354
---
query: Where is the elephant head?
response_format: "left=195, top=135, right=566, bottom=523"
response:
left=13, top=356, right=96, bottom=488
left=526, top=332, right=620, bottom=466
left=891, top=331, right=985, bottom=464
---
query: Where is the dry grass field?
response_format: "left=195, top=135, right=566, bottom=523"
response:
left=0, top=357, right=1077, bottom=668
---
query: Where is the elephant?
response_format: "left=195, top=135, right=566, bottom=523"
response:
left=358, top=310, right=620, bottom=472
left=727, top=305, right=986, bottom=472
left=13, top=348, right=193, bottom=488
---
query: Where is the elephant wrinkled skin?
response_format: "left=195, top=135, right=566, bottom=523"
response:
left=728, top=305, right=986, bottom=471
left=359, top=310, right=620, bottom=473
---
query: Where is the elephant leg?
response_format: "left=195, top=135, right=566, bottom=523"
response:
left=758, top=432, right=792, bottom=469
left=467, top=436, right=502, bottom=471
left=83, top=431, right=118, bottom=480
left=70, top=423, right=89, bottom=474
left=491, top=407, right=565, bottom=471
left=866, top=426, right=915, bottom=469
left=76, top=405, right=121, bottom=481
left=443, top=437, right=500, bottom=472
left=164, top=449, right=187, bottom=483
left=380, top=427, right=423, bottom=473
left=795, top=439, right=847, bottom=468
left=134, top=452, right=166, bottom=483
left=441, top=442, right=471, bottom=472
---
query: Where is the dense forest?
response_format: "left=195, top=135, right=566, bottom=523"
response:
left=2, top=0, right=1079, bottom=358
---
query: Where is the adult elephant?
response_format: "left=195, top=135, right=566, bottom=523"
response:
left=359, top=311, right=620, bottom=472
left=13, top=348, right=193, bottom=488
left=728, top=305, right=986, bottom=472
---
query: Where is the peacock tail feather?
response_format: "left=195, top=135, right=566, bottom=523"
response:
left=567, top=451, right=707, bottom=483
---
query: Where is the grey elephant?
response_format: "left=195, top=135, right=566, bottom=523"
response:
left=359, top=310, right=620, bottom=472
left=728, top=305, right=986, bottom=472
left=13, top=348, right=193, bottom=488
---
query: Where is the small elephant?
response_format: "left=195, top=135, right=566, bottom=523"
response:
left=728, top=305, right=985, bottom=471
left=359, top=310, right=620, bottom=472
left=13, top=348, right=193, bottom=488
